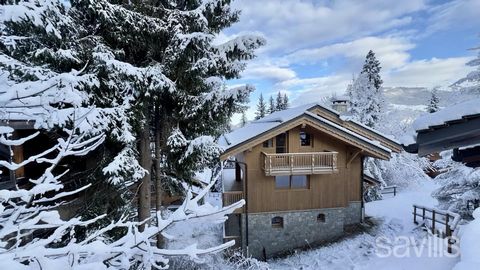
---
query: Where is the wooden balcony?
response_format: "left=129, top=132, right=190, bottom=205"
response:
left=223, top=191, right=244, bottom=213
left=262, top=152, right=338, bottom=176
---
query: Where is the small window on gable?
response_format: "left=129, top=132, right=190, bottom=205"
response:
left=272, top=216, right=284, bottom=228
left=317, top=213, right=326, bottom=223
left=300, top=131, right=312, bottom=146
left=263, top=139, right=273, bottom=148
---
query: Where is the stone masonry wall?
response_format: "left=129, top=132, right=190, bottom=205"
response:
left=344, top=201, right=363, bottom=225
left=243, top=208, right=346, bottom=259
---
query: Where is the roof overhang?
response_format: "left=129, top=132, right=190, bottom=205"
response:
left=412, top=115, right=480, bottom=156
left=220, top=112, right=391, bottom=161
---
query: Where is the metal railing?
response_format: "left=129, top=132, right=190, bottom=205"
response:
left=262, top=152, right=338, bottom=176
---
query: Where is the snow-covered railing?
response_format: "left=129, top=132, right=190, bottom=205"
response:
left=262, top=151, right=338, bottom=176
left=413, top=204, right=461, bottom=253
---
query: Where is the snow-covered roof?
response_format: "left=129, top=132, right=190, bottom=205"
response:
left=220, top=103, right=318, bottom=149
left=413, top=98, right=480, bottom=131
left=220, top=103, right=398, bottom=156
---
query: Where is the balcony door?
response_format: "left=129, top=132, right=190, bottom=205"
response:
left=276, top=132, right=288, bottom=153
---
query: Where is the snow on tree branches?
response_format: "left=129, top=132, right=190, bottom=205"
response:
left=347, top=50, right=385, bottom=129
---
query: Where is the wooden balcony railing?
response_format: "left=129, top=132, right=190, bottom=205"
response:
left=223, top=191, right=244, bottom=213
left=262, top=152, right=338, bottom=176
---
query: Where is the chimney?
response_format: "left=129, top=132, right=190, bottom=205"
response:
left=332, top=96, right=349, bottom=113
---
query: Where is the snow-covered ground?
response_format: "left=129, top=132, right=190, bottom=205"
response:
left=268, top=180, right=460, bottom=269
left=164, top=181, right=462, bottom=269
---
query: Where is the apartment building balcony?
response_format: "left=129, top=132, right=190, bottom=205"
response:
left=261, top=152, right=338, bottom=176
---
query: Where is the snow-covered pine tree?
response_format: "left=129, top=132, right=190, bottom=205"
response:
left=241, top=111, right=248, bottom=127
left=427, top=87, right=440, bottom=113
left=255, top=93, right=267, bottom=119
left=347, top=50, right=386, bottom=128
left=268, top=95, right=276, bottom=114
left=282, top=93, right=289, bottom=110
left=454, top=44, right=480, bottom=94
left=276, top=91, right=284, bottom=111
left=0, top=0, right=263, bottom=266
left=362, top=50, right=383, bottom=90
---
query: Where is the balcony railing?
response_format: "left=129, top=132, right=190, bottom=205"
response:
left=262, top=152, right=338, bottom=176
left=223, top=191, right=244, bottom=213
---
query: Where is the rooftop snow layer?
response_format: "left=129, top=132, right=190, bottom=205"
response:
left=413, top=98, right=480, bottom=131
left=220, top=103, right=393, bottom=154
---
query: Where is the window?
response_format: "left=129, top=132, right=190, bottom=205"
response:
left=262, top=139, right=273, bottom=148
left=291, top=175, right=308, bottom=189
left=272, top=216, right=284, bottom=228
left=275, top=175, right=309, bottom=189
left=317, top=213, right=326, bottom=223
left=276, top=133, right=287, bottom=153
left=300, top=131, right=312, bottom=146
left=275, top=175, right=290, bottom=189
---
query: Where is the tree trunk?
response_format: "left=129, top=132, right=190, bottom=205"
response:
left=154, top=104, right=165, bottom=247
left=138, top=119, right=152, bottom=232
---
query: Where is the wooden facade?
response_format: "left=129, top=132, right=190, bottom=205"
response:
left=229, top=125, right=363, bottom=213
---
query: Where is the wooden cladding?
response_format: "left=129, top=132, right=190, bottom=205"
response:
left=262, top=152, right=338, bottom=176
left=223, top=191, right=244, bottom=213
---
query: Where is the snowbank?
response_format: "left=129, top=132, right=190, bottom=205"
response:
left=453, top=208, right=480, bottom=270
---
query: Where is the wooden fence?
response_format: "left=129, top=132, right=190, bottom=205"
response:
left=413, top=204, right=461, bottom=253
left=381, top=185, right=397, bottom=196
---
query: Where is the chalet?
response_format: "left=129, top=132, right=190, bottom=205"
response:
left=219, top=103, right=401, bottom=259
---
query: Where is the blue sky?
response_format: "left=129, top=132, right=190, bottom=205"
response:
left=218, top=0, right=480, bottom=122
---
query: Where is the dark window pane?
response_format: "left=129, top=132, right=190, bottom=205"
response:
left=276, top=133, right=287, bottom=153
left=300, top=131, right=311, bottom=146
left=272, top=216, right=284, bottom=228
left=263, top=139, right=273, bottom=148
left=291, top=175, right=308, bottom=189
left=275, top=175, right=290, bottom=189
left=317, top=213, right=326, bottom=222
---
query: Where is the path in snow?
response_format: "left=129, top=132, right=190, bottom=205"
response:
left=268, top=180, right=460, bottom=270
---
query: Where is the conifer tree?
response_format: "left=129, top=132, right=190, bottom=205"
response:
left=241, top=111, right=248, bottom=127
left=362, top=50, right=383, bottom=89
left=427, top=87, right=440, bottom=113
left=276, top=91, right=284, bottom=111
left=268, top=95, right=276, bottom=114
left=348, top=50, right=385, bottom=128
left=282, top=93, right=289, bottom=110
left=0, top=0, right=264, bottom=252
left=255, top=93, right=267, bottom=119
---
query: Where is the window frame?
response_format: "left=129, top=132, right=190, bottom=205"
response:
left=275, top=175, right=310, bottom=190
left=299, top=130, right=313, bottom=147
left=262, top=138, right=274, bottom=148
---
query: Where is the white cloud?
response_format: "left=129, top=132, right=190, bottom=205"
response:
left=230, top=0, right=426, bottom=53
left=284, top=36, right=415, bottom=70
left=241, top=63, right=296, bottom=82
left=426, top=0, right=480, bottom=34
left=383, top=57, right=474, bottom=87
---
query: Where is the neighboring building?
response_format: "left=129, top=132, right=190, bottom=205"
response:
left=219, top=103, right=401, bottom=259
left=405, top=98, right=480, bottom=167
